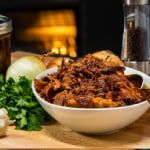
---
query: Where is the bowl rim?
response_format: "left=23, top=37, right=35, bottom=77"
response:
left=32, top=67, right=150, bottom=111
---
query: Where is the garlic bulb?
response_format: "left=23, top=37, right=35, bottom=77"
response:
left=0, top=108, right=10, bottom=137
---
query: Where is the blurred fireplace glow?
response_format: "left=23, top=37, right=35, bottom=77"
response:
left=12, top=10, right=77, bottom=57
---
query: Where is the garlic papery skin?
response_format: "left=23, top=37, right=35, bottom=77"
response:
left=0, top=108, right=10, bottom=137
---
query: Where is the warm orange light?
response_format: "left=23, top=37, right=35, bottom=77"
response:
left=16, top=10, right=77, bottom=57
left=51, top=48, right=59, bottom=54
left=60, top=46, right=67, bottom=55
left=68, top=47, right=77, bottom=57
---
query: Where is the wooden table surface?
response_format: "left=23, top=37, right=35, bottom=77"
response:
left=0, top=51, right=150, bottom=149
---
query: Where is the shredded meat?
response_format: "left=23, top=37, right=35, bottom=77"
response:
left=35, top=54, right=147, bottom=108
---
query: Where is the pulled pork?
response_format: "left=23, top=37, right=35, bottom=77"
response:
left=35, top=54, right=146, bottom=108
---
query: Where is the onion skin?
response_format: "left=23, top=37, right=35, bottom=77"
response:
left=6, top=56, right=46, bottom=81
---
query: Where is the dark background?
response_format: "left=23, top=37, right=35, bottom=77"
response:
left=80, top=0, right=124, bottom=56
left=0, top=0, right=124, bottom=56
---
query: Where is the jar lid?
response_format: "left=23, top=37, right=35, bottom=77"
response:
left=124, top=0, right=150, bottom=5
left=0, top=15, right=12, bottom=35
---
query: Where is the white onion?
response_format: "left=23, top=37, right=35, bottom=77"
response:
left=6, top=56, right=46, bottom=81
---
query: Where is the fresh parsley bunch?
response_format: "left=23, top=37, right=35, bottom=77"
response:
left=0, top=75, right=49, bottom=131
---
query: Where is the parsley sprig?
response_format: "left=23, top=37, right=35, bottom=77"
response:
left=0, top=75, right=49, bottom=131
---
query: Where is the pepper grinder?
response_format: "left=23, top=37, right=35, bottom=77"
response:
left=122, top=0, right=150, bottom=74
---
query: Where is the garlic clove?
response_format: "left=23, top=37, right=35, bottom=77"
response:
left=0, top=119, right=8, bottom=137
left=0, top=108, right=9, bottom=118
left=0, top=119, right=6, bottom=128
left=0, top=108, right=10, bottom=137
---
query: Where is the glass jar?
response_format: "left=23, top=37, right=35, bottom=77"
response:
left=121, top=0, right=150, bottom=74
left=0, top=15, right=12, bottom=76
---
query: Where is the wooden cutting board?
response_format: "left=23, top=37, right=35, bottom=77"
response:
left=0, top=51, right=150, bottom=149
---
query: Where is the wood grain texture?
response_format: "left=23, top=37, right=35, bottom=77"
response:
left=0, top=51, right=150, bottom=149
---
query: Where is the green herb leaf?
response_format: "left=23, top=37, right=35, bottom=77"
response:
left=0, top=75, right=49, bottom=131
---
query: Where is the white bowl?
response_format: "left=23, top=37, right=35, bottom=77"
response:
left=32, top=67, right=150, bottom=134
